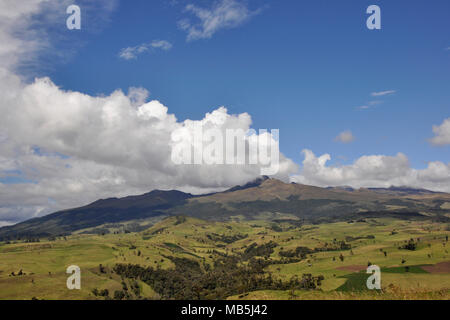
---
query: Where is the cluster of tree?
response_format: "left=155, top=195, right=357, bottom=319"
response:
left=273, top=219, right=304, bottom=228
left=314, top=240, right=351, bottom=252
left=113, top=290, right=129, bottom=300
left=345, top=235, right=375, bottom=242
left=270, top=224, right=283, bottom=232
left=246, top=256, right=303, bottom=270
left=279, top=241, right=351, bottom=259
left=242, top=241, right=278, bottom=260
left=0, top=232, right=70, bottom=242
left=106, top=278, right=145, bottom=300
left=174, top=216, right=187, bottom=225
left=143, top=227, right=168, bottom=239
left=279, top=246, right=313, bottom=259
left=113, top=246, right=324, bottom=300
left=399, top=239, right=417, bottom=251
left=10, top=269, right=26, bottom=277
left=24, top=238, right=41, bottom=243
left=206, top=233, right=248, bottom=244
left=98, top=264, right=106, bottom=273
left=79, top=227, right=111, bottom=235
left=92, top=288, right=109, bottom=297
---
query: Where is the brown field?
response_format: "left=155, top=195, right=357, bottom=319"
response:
left=336, top=265, right=368, bottom=272
left=422, top=261, right=450, bottom=274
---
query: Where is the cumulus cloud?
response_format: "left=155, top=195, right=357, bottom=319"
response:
left=179, top=0, right=262, bottom=41
left=430, top=118, right=450, bottom=146
left=335, top=130, right=355, bottom=144
left=371, top=90, right=396, bottom=97
left=0, top=73, right=297, bottom=224
left=119, top=40, right=173, bottom=60
left=291, top=150, right=450, bottom=192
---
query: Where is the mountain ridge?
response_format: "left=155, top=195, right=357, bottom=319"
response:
left=1, top=177, right=449, bottom=239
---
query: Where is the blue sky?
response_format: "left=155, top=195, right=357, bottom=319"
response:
left=46, top=0, right=450, bottom=169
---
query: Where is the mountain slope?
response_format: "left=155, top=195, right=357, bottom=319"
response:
left=175, top=179, right=450, bottom=221
left=1, top=178, right=450, bottom=239
left=0, top=190, right=193, bottom=239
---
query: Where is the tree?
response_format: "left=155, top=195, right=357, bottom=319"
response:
left=114, top=290, right=125, bottom=300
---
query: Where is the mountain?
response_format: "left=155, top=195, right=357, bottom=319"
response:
left=367, top=186, right=442, bottom=196
left=1, top=178, right=450, bottom=239
left=224, top=176, right=271, bottom=192
left=0, top=190, right=193, bottom=239
left=174, top=179, right=450, bottom=222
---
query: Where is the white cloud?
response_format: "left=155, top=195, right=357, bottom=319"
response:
left=291, top=150, right=450, bottom=192
left=151, top=40, right=173, bottom=50
left=0, top=0, right=51, bottom=69
left=430, top=118, right=450, bottom=146
left=371, top=90, right=396, bottom=97
left=0, top=221, right=13, bottom=227
left=119, top=45, right=148, bottom=60
left=368, top=100, right=383, bottom=106
left=127, top=87, right=150, bottom=106
left=335, top=130, right=355, bottom=144
left=119, top=40, right=173, bottom=60
left=179, top=0, right=261, bottom=41
left=357, top=101, right=383, bottom=110
left=0, top=0, right=118, bottom=74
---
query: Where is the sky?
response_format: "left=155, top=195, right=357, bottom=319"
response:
left=0, top=0, right=449, bottom=225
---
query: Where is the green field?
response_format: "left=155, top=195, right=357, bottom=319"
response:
left=0, top=216, right=449, bottom=300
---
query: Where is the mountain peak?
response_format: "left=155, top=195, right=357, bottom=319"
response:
left=225, top=176, right=271, bottom=192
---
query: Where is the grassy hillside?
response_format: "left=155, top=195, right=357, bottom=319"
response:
left=0, top=216, right=449, bottom=300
